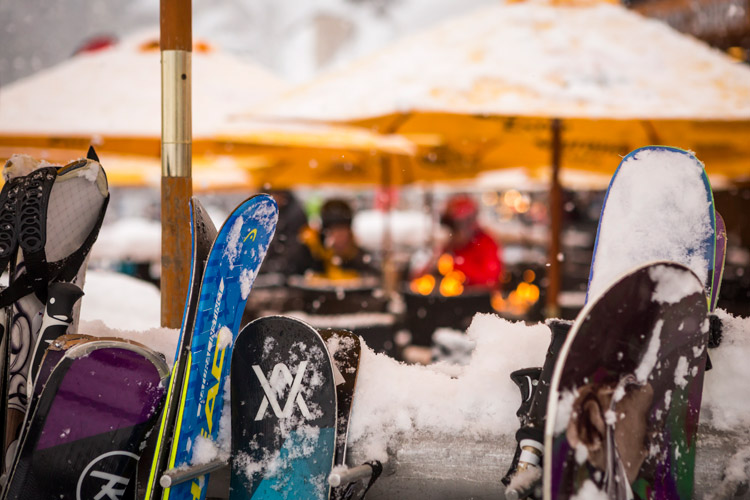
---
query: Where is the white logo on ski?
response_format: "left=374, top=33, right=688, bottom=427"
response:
left=253, top=362, right=311, bottom=421
left=90, top=471, right=129, bottom=500
left=76, top=450, right=138, bottom=500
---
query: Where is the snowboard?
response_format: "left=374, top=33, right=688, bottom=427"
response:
left=319, top=329, right=362, bottom=500
left=230, top=316, right=337, bottom=500
left=586, top=146, right=715, bottom=305
left=143, top=198, right=218, bottom=500
left=544, top=262, right=709, bottom=500
left=163, top=195, right=278, bottom=500
left=2, top=339, right=169, bottom=499
left=710, top=212, right=726, bottom=312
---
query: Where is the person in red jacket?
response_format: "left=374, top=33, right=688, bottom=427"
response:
left=439, top=194, right=503, bottom=289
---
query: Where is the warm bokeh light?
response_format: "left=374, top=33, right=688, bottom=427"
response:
left=437, top=253, right=454, bottom=276
left=492, top=279, right=540, bottom=316
left=410, top=274, right=436, bottom=295
left=523, top=269, right=536, bottom=283
left=503, top=189, right=521, bottom=207
left=513, top=194, right=530, bottom=213
left=439, top=272, right=465, bottom=297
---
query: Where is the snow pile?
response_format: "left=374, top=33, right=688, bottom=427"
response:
left=78, top=319, right=178, bottom=368
left=701, top=309, right=750, bottom=430
left=79, top=270, right=161, bottom=330
left=89, top=217, right=160, bottom=263
left=588, top=149, right=712, bottom=301
left=347, top=313, right=550, bottom=461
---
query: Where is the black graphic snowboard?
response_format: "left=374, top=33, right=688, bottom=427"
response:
left=544, top=262, right=709, bottom=500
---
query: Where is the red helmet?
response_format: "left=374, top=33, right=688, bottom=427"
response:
left=442, top=195, right=478, bottom=227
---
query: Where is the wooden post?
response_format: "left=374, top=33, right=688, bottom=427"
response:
left=545, top=118, right=562, bottom=319
left=160, top=0, right=193, bottom=328
left=381, top=155, right=398, bottom=295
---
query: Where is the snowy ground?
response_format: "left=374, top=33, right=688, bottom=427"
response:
left=80, top=269, right=750, bottom=498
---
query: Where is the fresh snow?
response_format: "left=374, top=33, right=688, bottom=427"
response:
left=649, top=264, right=704, bottom=305
left=571, top=480, right=608, bottom=500
left=90, top=217, right=161, bottom=264
left=702, top=309, right=750, bottom=430
left=0, top=30, right=289, bottom=137
left=262, top=0, right=750, bottom=121
left=79, top=269, right=161, bottom=331
left=634, top=319, right=662, bottom=383
left=73, top=270, right=750, bottom=492
left=346, top=314, right=550, bottom=461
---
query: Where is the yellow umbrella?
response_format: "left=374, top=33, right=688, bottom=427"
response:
left=258, top=0, right=750, bottom=179
left=254, top=0, right=750, bottom=313
left=208, top=118, right=415, bottom=187
left=0, top=120, right=417, bottom=190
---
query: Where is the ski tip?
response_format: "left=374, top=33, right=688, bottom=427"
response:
left=86, top=145, right=100, bottom=162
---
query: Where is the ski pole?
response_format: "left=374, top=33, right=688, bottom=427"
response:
left=159, top=458, right=228, bottom=488
left=328, top=461, right=382, bottom=487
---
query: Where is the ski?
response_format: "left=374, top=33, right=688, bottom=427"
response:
left=2, top=340, right=169, bottom=499
left=162, top=194, right=278, bottom=500
left=319, top=329, right=364, bottom=500
left=586, top=146, right=715, bottom=305
left=544, top=262, right=709, bottom=499
left=143, top=197, right=218, bottom=500
left=230, top=316, right=336, bottom=500
left=710, top=212, right=727, bottom=312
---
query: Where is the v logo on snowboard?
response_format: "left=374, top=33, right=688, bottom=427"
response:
left=253, top=362, right=311, bottom=421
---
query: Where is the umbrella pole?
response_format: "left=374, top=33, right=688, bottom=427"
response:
left=160, top=0, right=193, bottom=328
left=545, top=118, right=562, bottom=319
left=381, top=155, right=397, bottom=295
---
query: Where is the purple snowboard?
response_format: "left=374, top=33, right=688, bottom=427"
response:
left=544, top=262, right=708, bottom=500
left=710, top=212, right=726, bottom=312
left=3, top=341, right=169, bottom=499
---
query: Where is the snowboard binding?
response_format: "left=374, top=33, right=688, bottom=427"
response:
left=503, top=319, right=572, bottom=500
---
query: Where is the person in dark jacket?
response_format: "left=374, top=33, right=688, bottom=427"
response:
left=258, top=190, right=312, bottom=277
left=299, top=198, right=376, bottom=279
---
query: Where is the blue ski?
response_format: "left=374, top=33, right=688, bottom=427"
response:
left=164, top=194, right=278, bottom=500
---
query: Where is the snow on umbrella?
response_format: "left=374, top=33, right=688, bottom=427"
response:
left=0, top=30, right=288, bottom=190
left=255, top=0, right=750, bottom=179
